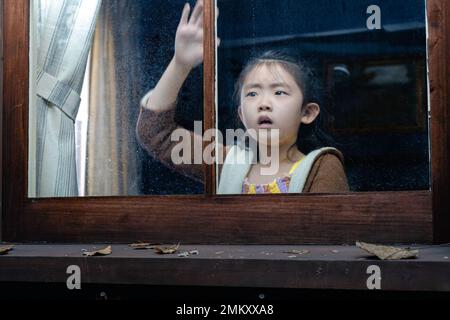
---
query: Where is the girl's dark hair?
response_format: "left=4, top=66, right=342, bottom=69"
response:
left=232, top=49, right=335, bottom=158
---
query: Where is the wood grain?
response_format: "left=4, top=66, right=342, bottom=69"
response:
left=428, top=0, right=450, bottom=243
left=0, top=0, right=4, bottom=240
left=17, top=191, right=432, bottom=244
left=203, top=0, right=216, bottom=195
left=2, top=0, right=29, bottom=241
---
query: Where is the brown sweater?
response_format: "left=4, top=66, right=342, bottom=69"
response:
left=136, top=103, right=350, bottom=193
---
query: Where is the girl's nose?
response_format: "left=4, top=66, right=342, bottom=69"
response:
left=258, top=100, right=272, bottom=112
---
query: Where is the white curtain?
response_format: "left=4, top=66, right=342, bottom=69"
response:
left=31, top=0, right=102, bottom=197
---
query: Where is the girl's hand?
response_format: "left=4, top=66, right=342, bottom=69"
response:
left=174, top=1, right=204, bottom=70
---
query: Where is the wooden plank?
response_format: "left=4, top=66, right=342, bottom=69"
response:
left=203, top=0, right=216, bottom=195
left=16, top=191, right=432, bottom=244
left=428, top=0, right=450, bottom=243
left=0, top=0, right=4, bottom=240
left=2, top=0, right=29, bottom=240
left=0, top=244, right=449, bottom=291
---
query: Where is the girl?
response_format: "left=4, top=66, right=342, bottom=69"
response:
left=136, top=0, right=349, bottom=194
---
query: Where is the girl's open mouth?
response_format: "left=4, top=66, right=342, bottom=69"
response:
left=257, top=115, right=273, bottom=128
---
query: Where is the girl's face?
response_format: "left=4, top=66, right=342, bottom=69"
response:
left=238, top=63, right=319, bottom=146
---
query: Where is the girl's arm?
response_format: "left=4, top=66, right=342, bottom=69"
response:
left=144, top=1, right=204, bottom=112
left=303, top=152, right=350, bottom=193
left=137, top=0, right=229, bottom=183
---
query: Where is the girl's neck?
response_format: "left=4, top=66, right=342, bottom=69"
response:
left=258, top=143, right=304, bottom=167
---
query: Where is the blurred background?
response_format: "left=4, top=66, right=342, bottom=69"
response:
left=217, top=0, right=429, bottom=192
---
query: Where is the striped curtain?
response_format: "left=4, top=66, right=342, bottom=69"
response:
left=32, top=0, right=102, bottom=197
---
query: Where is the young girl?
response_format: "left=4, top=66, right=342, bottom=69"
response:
left=136, top=0, right=349, bottom=194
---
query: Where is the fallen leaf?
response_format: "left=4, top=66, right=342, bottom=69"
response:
left=83, top=246, right=112, bottom=257
left=283, top=249, right=310, bottom=255
left=356, top=242, right=418, bottom=260
left=0, top=245, right=14, bottom=255
left=153, top=244, right=180, bottom=255
left=129, top=242, right=158, bottom=250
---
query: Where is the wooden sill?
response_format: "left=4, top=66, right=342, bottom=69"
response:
left=0, top=244, right=449, bottom=292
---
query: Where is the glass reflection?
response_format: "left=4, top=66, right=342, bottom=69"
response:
left=216, top=0, right=429, bottom=193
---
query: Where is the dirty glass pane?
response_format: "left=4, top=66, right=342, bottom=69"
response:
left=28, top=0, right=204, bottom=197
left=216, top=0, right=429, bottom=193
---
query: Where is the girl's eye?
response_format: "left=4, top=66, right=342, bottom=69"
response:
left=275, top=90, right=288, bottom=96
left=246, top=92, right=257, bottom=97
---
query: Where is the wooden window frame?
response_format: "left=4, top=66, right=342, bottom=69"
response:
left=1, top=0, right=449, bottom=244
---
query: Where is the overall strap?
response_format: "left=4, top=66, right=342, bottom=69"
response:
left=217, top=145, right=254, bottom=194
left=218, top=146, right=342, bottom=194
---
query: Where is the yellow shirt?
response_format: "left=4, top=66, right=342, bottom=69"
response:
left=242, top=157, right=305, bottom=194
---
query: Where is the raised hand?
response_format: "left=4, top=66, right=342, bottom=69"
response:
left=174, top=1, right=204, bottom=70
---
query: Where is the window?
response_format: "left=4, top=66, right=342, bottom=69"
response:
left=2, top=0, right=449, bottom=244
left=217, top=0, right=429, bottom=193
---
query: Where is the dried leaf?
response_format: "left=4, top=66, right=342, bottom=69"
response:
left=83, top=246, right=112, bottom=257
left=283, top=249, right=310, bottom=255
left=129, top=242, right=158, bottom=250
left=153, top=244, right=180, bottom=255
left=356, top=242, right=418, bottom=260
left=0, top=245, right=14, bottom=255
